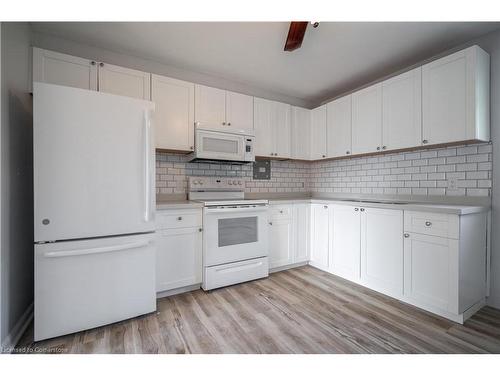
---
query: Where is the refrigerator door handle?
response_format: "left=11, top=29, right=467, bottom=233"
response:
left=143, top=110, right=152, bottom=222
left=43, top=240, right=150, bottom=258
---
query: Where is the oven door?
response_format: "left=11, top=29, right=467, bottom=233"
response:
left=203, top=205, right=269, bottom=266
left=196, top=129, right=245, bottom=162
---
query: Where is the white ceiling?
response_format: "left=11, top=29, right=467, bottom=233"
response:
left=31, top=22, right=500, bottom=106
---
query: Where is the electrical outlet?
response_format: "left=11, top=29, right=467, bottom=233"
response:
left=447, top=177, right=458, bottom=191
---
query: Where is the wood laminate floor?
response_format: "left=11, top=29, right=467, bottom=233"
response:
left=16, top=266, right=500, bottom=354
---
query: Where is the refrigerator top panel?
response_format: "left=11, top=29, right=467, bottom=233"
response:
left=33, top=83, right=155, bottom=242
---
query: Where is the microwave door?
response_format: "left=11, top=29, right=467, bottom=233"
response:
left=196, top=131, right=245, bottom=161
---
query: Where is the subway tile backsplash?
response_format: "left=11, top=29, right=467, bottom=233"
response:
left=156, top=144, right=493, bottom=197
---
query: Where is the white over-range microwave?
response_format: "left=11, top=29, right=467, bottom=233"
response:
left=188, top=127, right=255, bottom=164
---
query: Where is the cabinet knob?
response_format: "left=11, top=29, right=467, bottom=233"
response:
left=376, top=146, right=381, bottom=151
left=90, top=61, right=96, bottom=66
left=354, top=208, right=359, bottom=211
left=382, top=146, right=387, bottom=150
left=227, top=122, right=231, bottom=126
left=425, top=221, right=432, bottom=227
left=190, top=146, right=194, bottom=150
left=422, top=140, right=429, bottom=144
left=177, top=216, right=183, bottom=221
left=404, top=233, right=410, bottom=238
left=198, top=228, right=203, bottom=232
left=322, top=155, right=326, bottom=158
left=346, top=151, right=350, bottom=155
left=275, top=153, right=278, bottom=156
left=269, top=222, right=273, bottom=225
left=280, top=210, right=283, bottom=214
left=222, top=122, right=226, bottom=126
left=323, top=205, right=328, bottom=209
left=360, top=208, right=365, bottom=212
left=99, top=62, right=104, bottom=67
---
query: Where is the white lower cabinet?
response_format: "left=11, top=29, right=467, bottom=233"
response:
left=293, top=204, right=310, bottom=263
left=331, top=205, right=361, bottom=282
left=310, top=204, right=331, bottom=270
left=155, top=209, right=202, bottom=293
left=360, top=207, right=403, bottom=299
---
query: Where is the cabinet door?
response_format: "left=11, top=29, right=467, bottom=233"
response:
left=404, top=233, right=459, bottom=314
left=352, top=83, right=382, bottom=154
left=156, top=227, right=202, bottom=292
left=361, top=208, right=403, bottom=298
left=253, top=97, right=274, bottom=157
left=310, top=105, right=327, bottom=160
left=331, top=205, right=361, bottom=282
left=273, top=101, right=291, bottom=158
left=33, top=47, right=97, bottom=90
left=422, top=47, right=475, bottom=145
left=152, top=75, right=194, bottom=151
left=382, top=68, right=422, bottom=150
left=293, top=204, right=310, bottom=263
left=291, top=107, right=311, bottom=160
left=194, top=84, right=226, bottom=128
left=98, top=63, right=151, bottom=100
left=310, top=204, right=330, bottom=270
left=327, top=95, right=352, bottom=158
left=225, top=91, right=254, bottom=132
left=269, top=218, right=294, bottom=269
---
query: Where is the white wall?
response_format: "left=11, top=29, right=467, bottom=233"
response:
left=31, top=31, right=313, bottom=109
left=0, top=22, right=33, bottom=348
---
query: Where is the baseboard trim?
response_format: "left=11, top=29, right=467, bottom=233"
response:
left=156, top=284, right=201, bottom=299
left=1, top=302, right=33, bottom=353
left=270, top=261, right=308, bottom=274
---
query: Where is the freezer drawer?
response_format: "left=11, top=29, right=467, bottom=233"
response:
left=35, top=233, right=156, bottom=341
left=202, top=256, right=269, bottom=291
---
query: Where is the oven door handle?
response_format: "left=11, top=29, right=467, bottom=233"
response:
left=204, top=206, right=269, bottom=214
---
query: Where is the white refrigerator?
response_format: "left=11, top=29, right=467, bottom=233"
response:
left=33, top=83, right=156, bottom=341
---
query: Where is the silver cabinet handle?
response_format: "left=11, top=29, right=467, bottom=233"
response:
left=177, top=216, right=183, bottom=221
left=404, top=233, right=410, bottom=238
left=360, top=208, right=365, bottom=212
left=354, top=208, right=359, bottom=211
left=422, top=140, right=429, bottom=144
left=425, top=221, right=432, bottom=227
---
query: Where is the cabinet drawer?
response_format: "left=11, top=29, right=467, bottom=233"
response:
left=156, top=209, right=202, bottom=230
left=203, top=257, right=269, bottom=291
left=404, top=211, right=459, bottom=239
left=269, top=205, right=292, bottom=220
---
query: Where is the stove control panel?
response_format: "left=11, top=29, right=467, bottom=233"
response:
left=188, top=176, right=244, bottom=191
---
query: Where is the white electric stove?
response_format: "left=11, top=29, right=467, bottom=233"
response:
left=188, top=176, right=269, bottom=290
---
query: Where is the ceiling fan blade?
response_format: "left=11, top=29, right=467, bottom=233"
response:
left=284, top=22, right=308, bottom=52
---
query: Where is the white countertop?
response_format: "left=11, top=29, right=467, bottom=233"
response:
left=156, top=197, right=489, bottom=215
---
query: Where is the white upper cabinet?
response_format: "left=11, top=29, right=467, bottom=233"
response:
left=422, top=45, right=490, bottom=145
left=254, top=97, right=291, bottom=158
left=152, top=74, right=195, bottom=152
left=311, top=105, right=327, bottom=160
left=98, top=63, right=150, bottom=100
left=327, top=95, right=352, bottom=158
left=195, top=84, right=254, bottom=132
left=352, top=83, right=383, bottom=155
left=33, top=47, right=97, bottom=91
left=291, top=107, right=311, bottom=160
left=225, top=91, right=254, bottom=131
left=382, top=68, right=422, bottom=151
left=194, top=84, right=226, bottom=129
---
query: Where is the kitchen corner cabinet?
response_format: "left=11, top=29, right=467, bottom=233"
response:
left=98, top=63, right=151, bottom=100
left=254, top=98, right=291, bottom=158
left=422, top=45, right=490, bottom=145
left=310, top=105, right=327, bottom=160
left=33, top=47, right=98, bottom=91
left=291, top=107, right=312, bottom=160
left=156, top=209, right=202, bottom=293
left=327, top=95, right=352, bottom=158
left=195, top=84, right=254, bottom=132
left=310, top=203, right=331, bottom=270
left=382, top=68, right=422, bottom=151
left=152, top=75, right=195, bottom=152
left=352, top=83, right=382, bottom=155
